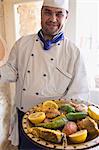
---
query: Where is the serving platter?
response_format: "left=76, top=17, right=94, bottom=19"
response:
left=22, top=99, right=99, bottom=149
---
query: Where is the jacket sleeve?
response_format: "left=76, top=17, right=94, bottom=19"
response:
left=0, top=40, right=19, bottom=83
left=65, top=51, right=90, bottom=100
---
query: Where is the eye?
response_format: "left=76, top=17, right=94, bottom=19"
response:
left=43, top=9, right=52, bottom=16
left=44, top=11, right=52, bottom=16
left=56, top=13, right=64, bottom=17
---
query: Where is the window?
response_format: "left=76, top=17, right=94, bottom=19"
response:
left=76, top=0, right=99, bottom=90
left=14, top=0, right=43, bottom=40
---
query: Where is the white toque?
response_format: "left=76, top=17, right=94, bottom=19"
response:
left=43, top=0, right=69, bottom=11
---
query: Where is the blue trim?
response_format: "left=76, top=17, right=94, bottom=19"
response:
left=38, top=29, right=64, bottom=50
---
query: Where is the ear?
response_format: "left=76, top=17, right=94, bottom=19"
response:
left=66, top=10, right=69, bottom=19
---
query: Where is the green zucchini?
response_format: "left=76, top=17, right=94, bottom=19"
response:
left=60, top=104, right=75, bottom=113
left=66, top=112, right=87, bottom=121
left=36, top=115, right=68, bottom=129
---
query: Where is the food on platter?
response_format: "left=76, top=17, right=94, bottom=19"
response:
left=43, top=100, right=59, bottom=109
left=88, top=105, right=99, bottom=120
left=28, top=112, right=46, bottom=124
left=60, top=104, right=75, bottom=113
left=66, top=112, right=87, bottom=121
left=36, top=114, right=68, bottom=129
left=28, top=127, right=65, bottom=143
left=77, top=116, right=99, bottom=139
left=70, top=102, right=88, bottom=113
left=44, top=108, right=60, bottom=119
left=23, top=99, right=99, bottom=149
left=69, top=130, right=87, bottom=143
left=62, top=121, right=78, bottom=136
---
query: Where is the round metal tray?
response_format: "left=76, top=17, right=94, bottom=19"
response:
left=22, top=99, right=99, bottom=149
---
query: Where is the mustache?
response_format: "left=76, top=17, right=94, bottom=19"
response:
left=46, top=22, right=58, bottom=26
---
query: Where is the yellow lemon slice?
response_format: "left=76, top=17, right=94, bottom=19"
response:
left=88, top=105, right=99, bottom=120
left=43, top=100, right=58, bottom=109
left=28, top=112, right=45, bottom=124
left=69, top=130, right=87, bottom=143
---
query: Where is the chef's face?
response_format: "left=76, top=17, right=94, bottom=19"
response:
left=41, top=6, right=68, bottom=39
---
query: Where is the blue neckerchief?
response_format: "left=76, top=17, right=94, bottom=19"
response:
left=38, top=30, right=64, bottom=50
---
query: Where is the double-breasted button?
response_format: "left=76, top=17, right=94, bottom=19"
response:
left=21, top=107, right=24, bottom=110
left=36, top=92, right=39, bottom=95
left=23, top=88, right=26, bottom=91
left=43, top=74, right=47, bottom=77
left=27, top=70, right=30, bottom=73
left=50, top=58, right=54, bottom=61
left=31, top=54, right=34, bottom=56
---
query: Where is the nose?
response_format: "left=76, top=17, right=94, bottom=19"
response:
left=50, top=13, right=57, bottom=22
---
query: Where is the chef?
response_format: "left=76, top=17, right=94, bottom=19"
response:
left=0, top=0, right=89, bottom=149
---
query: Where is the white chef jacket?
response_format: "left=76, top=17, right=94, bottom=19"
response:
left=0, top=34, right=89, bottom=145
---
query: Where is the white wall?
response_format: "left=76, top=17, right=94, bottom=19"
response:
left=90, top=90, right=99, bottom=105
left=66, top=0, right=76, bottom=42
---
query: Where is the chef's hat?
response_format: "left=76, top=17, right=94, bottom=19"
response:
left=43, top=0, right=69, bottom=11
